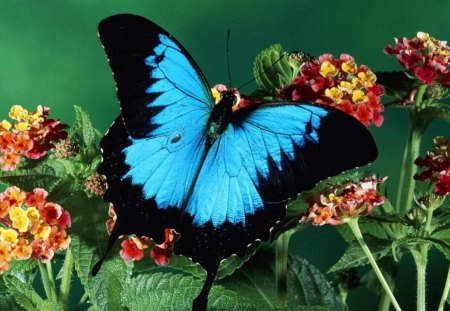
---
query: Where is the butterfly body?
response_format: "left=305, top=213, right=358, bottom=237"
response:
left=206, top=91, right=235, bottom=143
left=95, top=13, right=378, bottom=309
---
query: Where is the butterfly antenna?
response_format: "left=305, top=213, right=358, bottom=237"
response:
left=236, top=52, right=287, bottom=91
left=227, top=29, right=232, bottom=87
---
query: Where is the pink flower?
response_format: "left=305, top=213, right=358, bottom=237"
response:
left=301, top=176, right=387, bottom=226
left=384, top=32, right=450, bottom=87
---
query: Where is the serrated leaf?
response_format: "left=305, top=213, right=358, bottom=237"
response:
left=375, top=71, right=415, bottom=100
left=122, top=273, right=254, bottom=311
left=3, top=273, right=43, bottom=311
left=219, top=249, right=342, bottom=310
left=88, top=256, right=131, bottom=311
left=329, top=236, right=393, bottom=273
left=0, top=277, right=24, bottom=311
left=73, top=106, right=96, bottom=148
left=253, top=44, right=293, bottom=95
left=0, top=158, right=67, bottom=192
left=419, top=101, right=450, bottom=124
left=134, top=241, right=260, bottom=281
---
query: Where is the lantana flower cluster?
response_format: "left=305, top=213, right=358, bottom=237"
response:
left=0, top=186, right=71, bottom=274
left=384, top=32, right=450, bottom=87
left=281, top=54, right=384, bottom=127
left=414, top=136, right=450, bottom=196
left=301, top=176, right=387, bottom=226
left=106, top=205, right=179, bottom=266
left=0, top=105, right=68, bottom=171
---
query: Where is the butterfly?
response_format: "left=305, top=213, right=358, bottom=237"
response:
left=94, top=13, right=377, bottom=310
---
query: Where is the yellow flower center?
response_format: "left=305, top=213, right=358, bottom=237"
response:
left=352, top=90, right=367, bottom=103
left=320, top=61, right=338, bottom=77
left=341, top=61, right=357, bottom=74
left=324, top=87, right=343, bottom=104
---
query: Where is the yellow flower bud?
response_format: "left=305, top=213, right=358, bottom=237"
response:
left=341, top=61, right=357, bottom=74
left=26, top=207, right=40, bottom=222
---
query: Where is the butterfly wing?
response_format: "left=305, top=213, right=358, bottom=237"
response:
left=177, top=102, right=377, bottom=268
left=97, top=14, right=213, bottom=243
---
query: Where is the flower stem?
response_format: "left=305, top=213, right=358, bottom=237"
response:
left=46, top=261, right=58, bottom=303
left=438, top=266, right=450, bottom=311
left=74, top=292, right=89, bottom=311
left=60, top=248, right=74, bottom=311
left=395, top=132, right=411, bottom=210
left=402, top=123, right=424, bottom=213
left=38, top=261, right=54, bottom=302
left=347, top=218, right=402, bottom=311
left=275, top=229, right=294, bottom=307
left=411, top=245, right=429, bottom=311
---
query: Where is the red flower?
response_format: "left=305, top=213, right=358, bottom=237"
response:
left=150, top=228, right=180, bottom=266
left=415, top=136, right=450, bottom=196
left=281, top=54, right=384, bottom=127
left=435, top=175, right=450, bottom=196
left=384, top=32, right=450, bottom=87
left=120, top=239, right=144, bottom=262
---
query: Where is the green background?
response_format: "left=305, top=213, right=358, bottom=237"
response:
left=0, top=0, right=449, bottom=310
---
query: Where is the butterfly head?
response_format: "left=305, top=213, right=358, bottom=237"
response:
left=211, top=84, right=249, bottom=112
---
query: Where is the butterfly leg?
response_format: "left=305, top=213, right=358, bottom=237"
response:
left=192, top=260, right=220, bottom=311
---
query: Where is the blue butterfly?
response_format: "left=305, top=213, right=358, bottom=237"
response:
left=94, top=14, right=377, bottom=309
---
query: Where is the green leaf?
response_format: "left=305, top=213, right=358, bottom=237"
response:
left=73, top=105, right=96, bottom=148
left=0, top=278, right=24, bottom=311
left=419, top=100, right=450, bottom=124
left=67, top=191, right=110, bottom=286
left=253, top=44, right=293, bottom=95
left=122, top=272, right=255, bottom=311
left=134, top=242, right=260, bottom=281
left=329, top=236, right=393, bottom=273
left=3, top=273, right=43, bottom=311
left=375, top=71, right=415, bottom=100
left=0, top=158, right=67, bottom=192
left=219, top=249, right=343, bottom=310
left=37, top=301, right=64, bottom=311
left=88, top=256, right=131, bottom=311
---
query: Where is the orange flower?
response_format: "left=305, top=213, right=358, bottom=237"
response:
left=39, top=202, right=62, bottom=225
left=0, top=241, right=12, bottom=262
left=0, top=260, right=10, bottom=275
left=0, top=199, right=11, bottom=218
left=24, top=188, right=48, bottom=208
left=4, top=186, right=26, bottom=207
left=0, top=152, right=21, bottom=171
left=12, top=133, right=33, bottom=154
left=11, top=238, right=32, bottom=260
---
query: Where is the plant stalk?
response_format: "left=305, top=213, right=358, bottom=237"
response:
left=38, top=261, right=54, bottom=302
left=275, top=229, right=294, bottom=307
left=74, top=292, right=89, bottom=311
left=46, top=261, right=58, bottom=303
left=347, top=218, right=402, bottom=311
left=60, top=248, right=74, bottom=311
left=437, top=266, right=450, bottom=311
left=411, top=246, right=429, bottom=311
